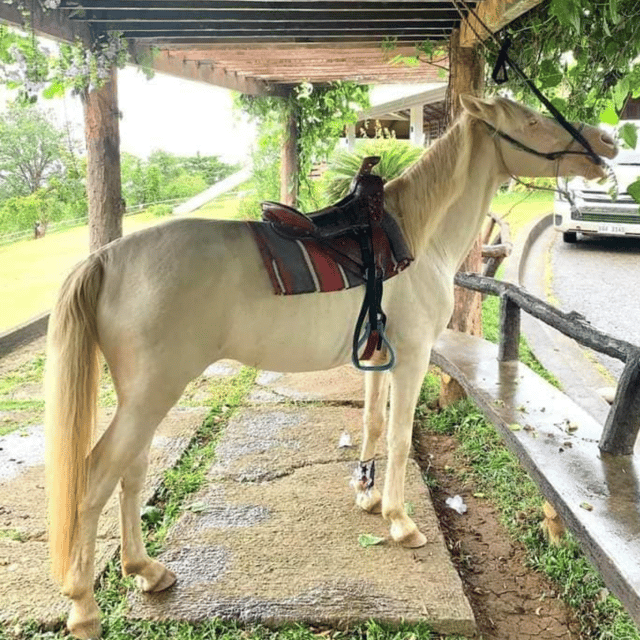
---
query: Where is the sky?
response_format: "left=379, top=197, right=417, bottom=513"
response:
left=1, top=58, right=440, bottom=164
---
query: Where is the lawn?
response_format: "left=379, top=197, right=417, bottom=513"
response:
left=0, top=198, right=242, bottom=333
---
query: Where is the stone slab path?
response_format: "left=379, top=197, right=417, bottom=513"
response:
left=129, top=369, right=475, bottom=636
left=0, top=347, right=475, bottom=636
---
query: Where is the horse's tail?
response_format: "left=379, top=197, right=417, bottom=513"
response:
left=44, top=254, right=104, bottom=584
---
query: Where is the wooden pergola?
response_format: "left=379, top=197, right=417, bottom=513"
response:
left=0, top=0, right=541, bottom=250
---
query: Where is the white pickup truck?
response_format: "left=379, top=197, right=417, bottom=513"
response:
left=554, top=146, right=640, bottom=242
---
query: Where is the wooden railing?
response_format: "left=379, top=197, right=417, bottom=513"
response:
left=455, top=272, right=640, bottom=456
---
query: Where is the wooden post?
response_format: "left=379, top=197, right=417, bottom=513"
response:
left=83, top=65, right=123, bottom=252
left=280, top=100, right=298, bottom=207
left=440, top=28, right=485, bottom=404
left=498, top=293, right=520, bottom=361
left=600, top=352, right=640, bottom=455
left=447, top=28, right=485, bottom=337
left=346, top=122, right=356, bottom=152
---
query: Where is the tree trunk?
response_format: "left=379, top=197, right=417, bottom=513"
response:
left=280, top=101, right=299, bottom=207
left=83, top=65, right=123, bottom=252
left=440, top=29, right=485, bottom=406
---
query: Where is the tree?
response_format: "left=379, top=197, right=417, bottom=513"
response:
left=0, top=104, right=68, bottom=199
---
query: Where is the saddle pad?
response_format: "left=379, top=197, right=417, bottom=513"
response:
left=248, top=211, right=413, bottom=295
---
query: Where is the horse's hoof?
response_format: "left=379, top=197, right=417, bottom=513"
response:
left=392, top=525, right=427, bottom=548
left=356, top=489, right=382, bottom=514
left=67, top=609, right=101, bottom=640
left=136, top=561, right=177, bottom=593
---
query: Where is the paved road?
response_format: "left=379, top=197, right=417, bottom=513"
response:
left=550, top=232, right=640, bottom=378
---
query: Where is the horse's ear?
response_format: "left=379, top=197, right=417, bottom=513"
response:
left=459, top=94, right=499, bottom=124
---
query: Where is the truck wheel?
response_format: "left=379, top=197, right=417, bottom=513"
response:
left=563, top=231, right=578, bottom=243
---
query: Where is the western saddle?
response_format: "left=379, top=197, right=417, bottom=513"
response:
left=260, top=156, right=399, bottom=372
left=261, top=156, right=383, bottom=240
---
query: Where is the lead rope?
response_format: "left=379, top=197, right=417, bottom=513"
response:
left=450, top=0, right=603, bottom=166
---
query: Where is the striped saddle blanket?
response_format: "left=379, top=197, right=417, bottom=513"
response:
left=248, top=211, right=413, bottom=295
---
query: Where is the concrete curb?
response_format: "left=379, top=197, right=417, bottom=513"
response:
left=504, top=212, right=553, bottom=286
left=0, top=312, right=49, bottom=359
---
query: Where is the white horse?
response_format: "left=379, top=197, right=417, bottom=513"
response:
left=44, top=94, right=616, bottom=638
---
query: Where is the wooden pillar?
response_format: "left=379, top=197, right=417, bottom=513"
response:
left=83, top=65, right=123, bottom=252
left=439, top=28, right=485, bottom=406
left=447, top=28, right=485, bottom=338
left=280, top=101, right=298, bottom=207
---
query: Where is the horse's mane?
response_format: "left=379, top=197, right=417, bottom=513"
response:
left=383, top=111, right=478, bottom=255
left=383, top=96, right=530, bottom=255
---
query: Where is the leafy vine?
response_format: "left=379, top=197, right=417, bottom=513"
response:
left=238, top=81, right=370, bottom=207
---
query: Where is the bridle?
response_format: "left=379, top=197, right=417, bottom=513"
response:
left=483, top=121, right=602, bottom=164
left=450, top=0, right=604, bottom=168
left=482, top=120, right=611, bottom=206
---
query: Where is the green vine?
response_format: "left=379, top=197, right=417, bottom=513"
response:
left=483, top=0, right=640, bottom=125
left=237, top=81, right=370, bottom=208
left=381, top=36, right=448, bottom=78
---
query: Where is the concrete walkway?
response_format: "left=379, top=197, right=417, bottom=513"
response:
left=0, top=344, right=475, bottom=635
left=130, top=367, right=475, bottom=635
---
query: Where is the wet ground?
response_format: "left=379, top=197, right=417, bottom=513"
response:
left=551, top=233, right=640, bottom=379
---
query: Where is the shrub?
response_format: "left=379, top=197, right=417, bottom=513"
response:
left=323, top=139, right=424, bottom=202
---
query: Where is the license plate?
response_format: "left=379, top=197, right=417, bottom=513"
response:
left=597, top=223, right=625, bottom=235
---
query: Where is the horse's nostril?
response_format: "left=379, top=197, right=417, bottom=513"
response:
left=601, top=133, right=616, bottom=147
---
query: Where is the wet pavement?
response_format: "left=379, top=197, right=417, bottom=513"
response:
left=432, top=328, right=640, bottom=628
left=550, top=233, right=640, bottom=379
left=129, top=371, right=475, bottom=636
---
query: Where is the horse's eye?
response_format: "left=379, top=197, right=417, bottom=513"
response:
left=528, top=119, right=538, bottom=126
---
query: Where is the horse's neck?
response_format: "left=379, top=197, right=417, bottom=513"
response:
left=384, top=115, right=478, bottom=255
left=426, top=126, right=505, bottom=273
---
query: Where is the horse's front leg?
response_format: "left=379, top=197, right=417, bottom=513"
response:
left=383, top=352, right=430, bottom=548
left=352, top=370, right=389, bottom=513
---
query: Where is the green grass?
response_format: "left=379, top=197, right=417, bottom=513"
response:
left=490, top=190, right=554, bottom=237
left=0, top=189, right=548, bottom=334
left=417, top=379, right=639, bottom=640
left=0, top=199, right=242, bottom=333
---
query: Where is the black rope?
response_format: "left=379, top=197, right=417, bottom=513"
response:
left=451, top=0, right=603, bottom=167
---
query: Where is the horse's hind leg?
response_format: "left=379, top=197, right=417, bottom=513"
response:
left=64, top=395, right=178, bottom=639
left=353, top=370, right=389, bottom=513
left=119, top=442, right=176, bottom=592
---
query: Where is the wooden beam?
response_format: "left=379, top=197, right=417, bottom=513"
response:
left=460, top=0, right=543, bottom=47
left=70, top=8, right=464, bottom=21
left=0, top=1, right=90, bottom=44
left=130, top=44, right=284, bottom=96
left=60, top=0, right=473, bottom=10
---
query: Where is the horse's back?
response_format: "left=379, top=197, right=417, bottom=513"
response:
left=95, top=217, right=362, bottom=377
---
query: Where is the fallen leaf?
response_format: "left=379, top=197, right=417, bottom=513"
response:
left=580, top=502, right=594, bottom=511
left=509, top=424, right=522, bottom=431
left=358, top=534, right=386, bottom=548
